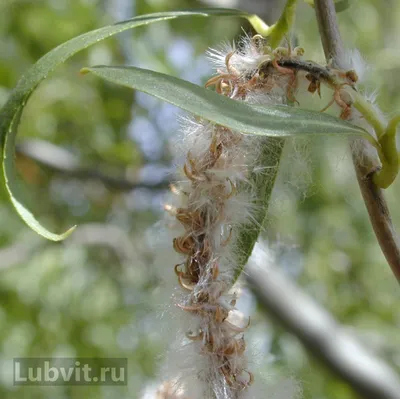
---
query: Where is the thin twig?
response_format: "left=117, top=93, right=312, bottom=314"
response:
left=17, top=139, right=170, bottom=191
left=0, top=223, right=137, bottom=270
left=68, top=223, right=136, bottom=261
left=246, top=244, right=400, bottom=399
left=314, top=0, right=400, bottom=280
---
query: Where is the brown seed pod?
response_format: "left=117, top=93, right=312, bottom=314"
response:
left=173, top=235, right=195, bottom=255
left=215, top=305, right=229, bottom=323
left=183, top=161, right=207, bottom=182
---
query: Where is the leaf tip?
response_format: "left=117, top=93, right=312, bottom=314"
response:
left=79, top=67, right=91, bottom=76
left=58, top=225, right=78, bottom=241
left=44, top=224, right=77, bottom=242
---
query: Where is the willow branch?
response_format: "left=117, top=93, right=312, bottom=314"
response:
left=246, top=250, right=400, bottom=399
left=314, top=0, right=400, bottom=280
left=17, top=139, right=170, bottom=191
left=0, top=223, right=136, bottom=270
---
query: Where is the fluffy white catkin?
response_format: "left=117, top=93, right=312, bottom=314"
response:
left=150, top=35, right=365, bottom=399
left=152, top=36, right=290, bottom=399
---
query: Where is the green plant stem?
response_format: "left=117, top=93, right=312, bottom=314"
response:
left=374, top=115, right=400, bottom=188
left=314, top=0, right=400, bottom=281
left=247, top=0, right=298, bottom=46
left=352, top=92, right=385, bottom=139
left=268, top=0, right=298, bottom=48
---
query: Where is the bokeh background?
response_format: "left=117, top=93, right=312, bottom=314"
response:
left=0, top=0, right=399, bottom=398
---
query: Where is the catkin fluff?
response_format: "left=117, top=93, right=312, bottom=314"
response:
left=153, top=36, right=291, bottom=399
left=147, top=36, right=374, bottom=399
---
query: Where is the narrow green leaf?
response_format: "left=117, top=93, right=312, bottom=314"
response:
left=0, top=8, right=253, bottom=241
left=5, top=108, right=77, bottom=241
left=268, top=0, right=298, bottom=48
left=233, top=137, right=284, bottom=283
left=82, top=65, right=380, bottom=283
left=82, top=65, right=374, bottom=142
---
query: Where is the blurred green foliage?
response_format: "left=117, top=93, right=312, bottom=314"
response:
left=0, top=0, right=399, bottom=398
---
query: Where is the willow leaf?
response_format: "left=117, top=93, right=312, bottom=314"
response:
left=82, top=65, right=373, bottom=141
left=82, top=65, right=376, bottom=282
left=0, top=8, right=255, bottom=240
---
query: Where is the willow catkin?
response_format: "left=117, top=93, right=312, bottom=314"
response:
left=155, top=36, right=291, bottom=399
left=153, top=35, right=364, bottom=399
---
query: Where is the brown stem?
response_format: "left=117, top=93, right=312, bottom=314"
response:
left=246, top=250, right=400, bottom=399
left=314, top=0, right=400, bottom=281
left=17, top=139, right=170, bottom=191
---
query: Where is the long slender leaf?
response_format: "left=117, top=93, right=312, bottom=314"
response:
left=0, top=9, right=254, bottom=241
left=81, top=65, right=373, bottom=140
left=233, top=137, right=284, bottom=283
left=268, top=0, right=298, bottom=48
left=82, top=65, right=378, bottom=283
